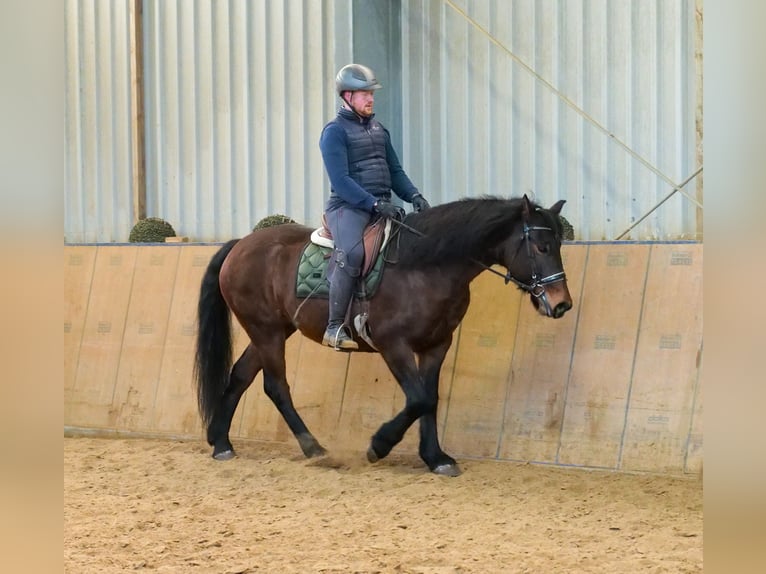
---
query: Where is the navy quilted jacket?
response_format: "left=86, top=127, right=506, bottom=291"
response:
left=320, top=108, right=419, bottom=212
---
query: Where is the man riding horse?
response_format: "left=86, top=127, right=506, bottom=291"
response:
left=319, top=63, right=431, bottom=350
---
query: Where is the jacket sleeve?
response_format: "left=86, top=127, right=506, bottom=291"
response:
left=384, top=127, right=419, bottom=203
left=319, top=123, right=379, bottom=212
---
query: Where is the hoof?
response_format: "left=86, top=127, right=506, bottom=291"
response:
left=212, top=449, right=236, bottom=461
left=432, top=463, right=461, bottom=477
left=297, top=433, right=327, bottom=458
left=305, top=443, right=327, bottom=458
left=366, top=446, right=379, bottom=463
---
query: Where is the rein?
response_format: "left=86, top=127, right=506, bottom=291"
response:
left=389, top=217, right=566, bottom=316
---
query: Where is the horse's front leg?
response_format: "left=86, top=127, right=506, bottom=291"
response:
left=368, top=341, right=458, bottom=475
left=416, top=338, right=460, bottom=476
left=366, top=345, right=421, bottom=463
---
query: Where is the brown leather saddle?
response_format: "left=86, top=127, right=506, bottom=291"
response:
left=310, top=214, right=392, bottom=278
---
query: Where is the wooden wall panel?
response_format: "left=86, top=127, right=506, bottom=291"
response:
left=63, top=244, right=703, bottom=476
left=335, top=353, right=399, bottom=452
left=558, top=245, right=650, bottom=468
left=620, top=245, right=703, bottom=473
left=498, top=245, right=588, bottom=462
left=64, top=246, right=97, bottom=412
left=153, top=246, right=219, bottom=435
left=290, top=340, right=351, bottom=444
left=67, top=246, right=137, bottom=428
left=110, top=247, right=180, bottom=430
left=685, top=353, right=703, bottom=475
left=442, top=270, right=523, bottom=458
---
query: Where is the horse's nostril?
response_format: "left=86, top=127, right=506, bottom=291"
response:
left=554, top=302, right=572, bottom=318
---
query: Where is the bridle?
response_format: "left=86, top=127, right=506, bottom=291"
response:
left=488, top=222, right=567, bottom=317
left=391, top=217, right=567, bottom=317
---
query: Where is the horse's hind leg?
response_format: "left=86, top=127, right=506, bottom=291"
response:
left=263, top=371, right=326, bottom=458
left=259, top=338, right=327, bottom=458
left=208, top=344, right=261, bottom=460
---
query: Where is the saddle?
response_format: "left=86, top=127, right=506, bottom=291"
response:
left=295, top=216, right=392, bottom=301
left=310, top=214, right=392, bottom=277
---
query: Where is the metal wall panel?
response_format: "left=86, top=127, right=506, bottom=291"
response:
left=143, top=0, right=351, bottom=241
left=400, top=0, right=701, bottom=240
left=65, top=0, right=702, bottom=242
left=65, top=0, right=352, bottom=243
left=65, top=0, right=134, bottom=243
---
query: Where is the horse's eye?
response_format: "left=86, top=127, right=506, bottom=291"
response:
left=537, top=242, right=550, bottom=254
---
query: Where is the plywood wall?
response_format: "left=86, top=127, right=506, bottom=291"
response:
left=64, top=243, right=703, bottom=475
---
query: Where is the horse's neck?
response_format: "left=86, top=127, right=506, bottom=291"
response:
left=435, top=260, right=489, bottom=290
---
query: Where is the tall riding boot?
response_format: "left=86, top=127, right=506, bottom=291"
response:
left=323, top=269, right=359, bottom=351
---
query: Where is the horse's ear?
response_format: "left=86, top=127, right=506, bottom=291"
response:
left=522, top=194, right=534, bottom=220
left=549, top=200, right=566, bottom=215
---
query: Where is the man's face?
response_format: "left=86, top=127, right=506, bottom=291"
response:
left=348, top=90, right=375, bottom=116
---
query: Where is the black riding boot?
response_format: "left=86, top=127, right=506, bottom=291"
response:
left=323, top=268, right=358, bottom=351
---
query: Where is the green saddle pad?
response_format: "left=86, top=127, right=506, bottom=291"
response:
left=295, top=242, right=385, bottom=299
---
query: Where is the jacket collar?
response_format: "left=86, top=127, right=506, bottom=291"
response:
left=338, top=107, right=375, bottom=124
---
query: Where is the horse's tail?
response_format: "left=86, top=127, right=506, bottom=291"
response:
left=194, top=239, right=240, bottom=427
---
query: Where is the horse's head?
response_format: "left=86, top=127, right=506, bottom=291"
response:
left=499, top=195, right=573, bottom=319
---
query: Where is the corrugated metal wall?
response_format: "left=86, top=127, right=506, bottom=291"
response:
left=65, top=0, right=353, bottom=243
left=65, top=0, right=134, bottom=243
left=65, top=0, right=702, bottom=242
left=400, top=0, right=701, bottom=240
left=143, top=0, right=351, bottom=241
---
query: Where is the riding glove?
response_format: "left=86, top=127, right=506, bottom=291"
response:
left=411, top=193, right=430, bottom=212
left=374, top=200, right=405, bottom=221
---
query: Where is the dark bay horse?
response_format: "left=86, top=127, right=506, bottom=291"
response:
left=194, top=195, right=573, bottom=476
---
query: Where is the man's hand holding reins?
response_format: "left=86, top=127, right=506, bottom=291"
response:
left=411, top=193, right=430, bottom=212
left=374, top=200, right=405, bottom=221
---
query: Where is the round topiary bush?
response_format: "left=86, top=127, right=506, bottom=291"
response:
left=253, top=214, right=297, bottom=231
left=129, top=217, right=177, bottom=243
left=558, top=215, right=575, bottom=241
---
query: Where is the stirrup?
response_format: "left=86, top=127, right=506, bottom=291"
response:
left=322, top=324, right=358, bottom=351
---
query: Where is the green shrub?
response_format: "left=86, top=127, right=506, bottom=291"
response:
left=253, top=214, right=297, bottom=230
left=129, top=217, right=177, bottom=243
left=558, top=215, right=575, bottom=241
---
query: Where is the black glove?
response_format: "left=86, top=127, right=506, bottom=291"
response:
left=411, top=193, right=430, bottom=212
left=374, top=200, right=405, bottom=221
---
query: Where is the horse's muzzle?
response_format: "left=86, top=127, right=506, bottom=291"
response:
left=531, top=282, right=573, bottom=319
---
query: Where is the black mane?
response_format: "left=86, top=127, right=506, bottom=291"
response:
left=390, top=196, right=558, bottom=268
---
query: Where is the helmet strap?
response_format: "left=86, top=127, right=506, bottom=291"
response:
left=341, top=92, right=366, bottom=121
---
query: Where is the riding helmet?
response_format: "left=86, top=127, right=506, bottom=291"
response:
left=335, top=64, right=382, bottom=95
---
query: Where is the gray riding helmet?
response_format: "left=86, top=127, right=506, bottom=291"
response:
left=335, top=64, right=382, bottom=95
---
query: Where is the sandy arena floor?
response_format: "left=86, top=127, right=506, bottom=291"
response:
left=64, top=436, right=702, bottom=573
